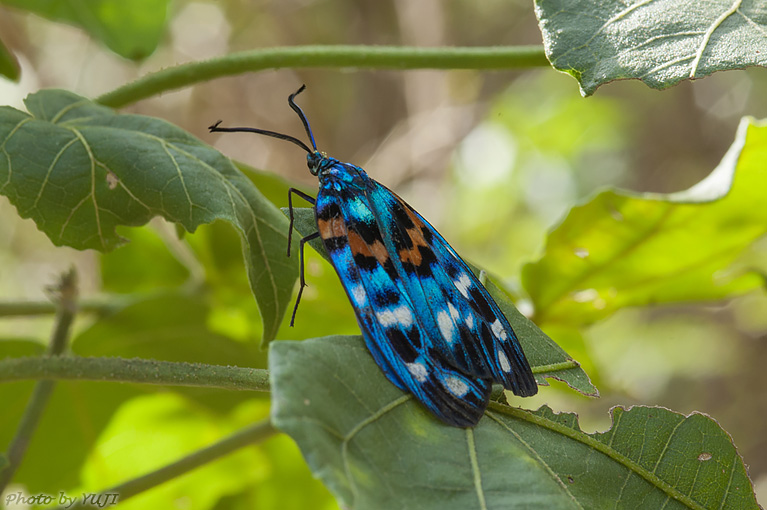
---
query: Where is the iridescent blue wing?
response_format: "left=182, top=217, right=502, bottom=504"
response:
left=366, top=181, right=538, bottom=398
left=315, top=176, right=492, bottom=427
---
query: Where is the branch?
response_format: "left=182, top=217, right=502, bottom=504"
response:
left=96, top=45, right=548, bottom=108
left=0, top=297, right=127, bottom=317
left=0, top=356, right=270, bottom=392
left=0, top=269, right=78, bottom=491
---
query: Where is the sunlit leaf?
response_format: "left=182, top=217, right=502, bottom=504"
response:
left=79, top=394, right=267, bottom=510
left=523, top=117, right=767, bottom=326
left=286, top=207, right=595, bottom=395
left=0, top=90, right=297, bottom=342
left=271, top=336, right=758, bottom=509
left=535, top=0, right=767, bottom=95
left=0, top=0, right=170, bottom=60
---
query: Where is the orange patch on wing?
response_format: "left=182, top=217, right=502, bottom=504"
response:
left=399, top=229, right=429, bottom=265
left=317, top=217, right=347, bottom=239
left=348, top=230, right=389, bottom=265
left=398, top=206, right=430, bottom=265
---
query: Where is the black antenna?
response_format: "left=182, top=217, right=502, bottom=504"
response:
left=288, top=85, right=318, bottom=151
left=208, top=85, right=316, bottom=154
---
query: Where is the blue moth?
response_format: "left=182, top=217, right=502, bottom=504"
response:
left=210, top=85, right=537, bottom=427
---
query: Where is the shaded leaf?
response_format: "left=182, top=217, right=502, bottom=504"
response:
left=271, top=336, right=758, bottom=510
left=100, top=224, right=190, bottom=293
left=535, top=0, right=767, bottom=95
left=285, top=207, right=595, bottom=395
left=523, top=117, right=767, bottom=327
left=0, top=89, right=297, bottom=342
left=0, top=0, right=170, bottom=60
left=0, top=37, right=20, bottom=82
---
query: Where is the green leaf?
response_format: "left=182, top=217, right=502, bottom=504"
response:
left=270, top=336, right=758, bottom=509
left=0, top=0, right=169, bottom=60
left=100, top=225, right=190, bottom=293
left=0, top=89, right=297, bottom=342
left=523, top=117, right=767, bottom=327
left=535, top=0, right=767, bottom=95
left=285, top=207, right=595, bottom=395
left=0, top=37, right=20, bottom=82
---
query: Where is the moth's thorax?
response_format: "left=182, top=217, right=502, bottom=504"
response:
left=307, top=151, right=369, bottom=192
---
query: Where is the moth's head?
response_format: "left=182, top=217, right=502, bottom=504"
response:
left=307, top=151, right=330, bottom=176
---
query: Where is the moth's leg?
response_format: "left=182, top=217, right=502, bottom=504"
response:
left=291, top=231, right=321, bottom=327
left=287, top=188, right=316, bottom=257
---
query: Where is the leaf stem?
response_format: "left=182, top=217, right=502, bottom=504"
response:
left=0, top=356, right=270, bottom=392
left=96, top=45, right=548, bottom=108
left=58, top=419, right=277, bottom=509
left=0, top=269, right=78, bottom=492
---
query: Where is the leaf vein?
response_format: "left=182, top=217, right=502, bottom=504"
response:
left=690, top=0, right=743, bottom=78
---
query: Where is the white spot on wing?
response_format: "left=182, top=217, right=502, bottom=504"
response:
left=350, top=283, right=367, bottom=307
left=406, top=362, right=428, bottom=382
left=444, top=376, right=469, bottom=397
left=497, top=350, right=511, bottom=372
left=437, top=310, right=455, bottom=343
left=466, top=313, right=474, bottom=329
left=453, top=273, right=472, bottom=298
left=491, top=319, right=508, bottom=341
left=376, top=305, right=414, bottom=328
left=448, top=302, right=460, bottom=319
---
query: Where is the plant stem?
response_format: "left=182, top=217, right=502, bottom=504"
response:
left=97, top=45, right=548, bottom=108
left=59, top=420, right=277, bottom=509
left=0, top=298, right=124, bottom=317
left=0, top=356, right=270, bottom=391
left=0, top=269, right=78, bottom=492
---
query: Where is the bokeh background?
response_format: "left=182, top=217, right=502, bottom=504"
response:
left=1, top=1, right=766, bottom=508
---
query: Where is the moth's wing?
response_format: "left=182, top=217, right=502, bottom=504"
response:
left=368, top=182, right=538, bottom=397
left=315, top=187, right=491, bottom=427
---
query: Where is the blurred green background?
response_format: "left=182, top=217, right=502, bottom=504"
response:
left=1, top=0, right=766, bottom=508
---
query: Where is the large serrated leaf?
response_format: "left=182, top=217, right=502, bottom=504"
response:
left=0, top=89, right=296, bottom=343
left=270, top=336, right=758, bottom=509
left=523, top=117, right=767, bottom=327
left=535, top=0, right=767, bottom=95
left=0, top=0, right=170, bottom=60
left=284, top=207, right=595, bottom=395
